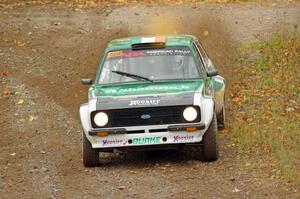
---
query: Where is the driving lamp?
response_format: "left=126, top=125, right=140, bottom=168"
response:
left=93, top=112, right=108, bottom=127
left=183, top=106, right=198, bottom=122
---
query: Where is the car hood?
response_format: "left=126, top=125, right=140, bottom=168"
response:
left=90, top=80, right=204, bottom=110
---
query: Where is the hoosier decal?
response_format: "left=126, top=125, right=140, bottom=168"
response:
left=173, top=135, right=194, bottom=142
left=129, top=99, right=160, bottom=106
left=102, top=139, right=127, bottom=147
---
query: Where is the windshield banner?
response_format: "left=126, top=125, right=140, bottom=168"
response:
left=107, top=47, right=192, bottom=60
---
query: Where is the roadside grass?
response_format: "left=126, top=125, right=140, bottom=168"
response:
left=230, top=31, right=300, bottom=184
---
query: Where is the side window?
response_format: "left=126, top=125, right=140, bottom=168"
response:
left=195, top=41, right=216, bottom=73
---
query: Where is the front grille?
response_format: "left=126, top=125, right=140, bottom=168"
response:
left=91, top=105, right=200, bottom=128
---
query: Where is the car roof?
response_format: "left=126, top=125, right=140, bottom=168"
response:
left=105, top=34, right=197, bottom=52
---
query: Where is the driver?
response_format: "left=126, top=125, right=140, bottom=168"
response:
left=171, top=56, right=184, bottom=77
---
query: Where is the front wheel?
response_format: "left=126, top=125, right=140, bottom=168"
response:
left=201, top=113, right=219, bottom=161
left=82, top=131, right=100, bottom=167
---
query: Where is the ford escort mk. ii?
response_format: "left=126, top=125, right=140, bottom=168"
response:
left=80, top=35, right=226, bottom=167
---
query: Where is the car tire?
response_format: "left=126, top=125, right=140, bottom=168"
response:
left=201, top=113, right=219, bottom=162
left=82, top=131, right=100, bottom=167
left=217, top=104, right=225, bottom=130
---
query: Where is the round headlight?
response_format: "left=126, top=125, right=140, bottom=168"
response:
left=183, top=106, right=198, bottom=122
left=94, top=112, right=108, bottom=127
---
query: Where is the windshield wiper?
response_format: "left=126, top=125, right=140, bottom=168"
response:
left=111, top=70, right=153, bottom=83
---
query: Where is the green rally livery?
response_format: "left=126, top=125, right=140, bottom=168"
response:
left=80, top=35, right=226, bottom=167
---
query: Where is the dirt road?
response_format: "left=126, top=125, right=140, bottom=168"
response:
left=0, top=2, right=299, bottom=199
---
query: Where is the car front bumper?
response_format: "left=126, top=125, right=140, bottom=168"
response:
left=85, top=123, right=206, bottom=149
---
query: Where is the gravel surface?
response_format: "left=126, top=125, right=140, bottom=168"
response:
left=0, top=2, right=299, bottom=199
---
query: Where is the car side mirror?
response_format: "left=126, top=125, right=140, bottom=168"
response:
left=81, top=78, right=93, bottom=85
left=206, top=59, right=218, bottom=77
left=207, top=70, right=219, bottom=77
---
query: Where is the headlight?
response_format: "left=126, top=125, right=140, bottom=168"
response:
left=93, top=112, right=108, bottom=127
left=183, top=106, right=198, bottom=122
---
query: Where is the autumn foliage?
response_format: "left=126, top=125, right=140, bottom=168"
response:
left=230, top=31, right=300, bottom=183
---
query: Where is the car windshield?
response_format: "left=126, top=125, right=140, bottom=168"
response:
left=98, top=46, right=203, bottom=84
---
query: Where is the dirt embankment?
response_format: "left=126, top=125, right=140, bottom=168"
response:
left=0, top=2, right=299, bottom=199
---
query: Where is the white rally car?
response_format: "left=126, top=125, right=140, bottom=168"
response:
left=80, top=35, right=226, bottom=167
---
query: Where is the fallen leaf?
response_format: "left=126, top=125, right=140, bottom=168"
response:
left=17, top=99, right=24, bottom=105
left=3, top=88, right=13, bottom=97
left=203, top=30, right=209, bottom=37
left=245, top=162, right=251, bottom=167
left=1, top=69, right=8, bottom=77
left=10, top=153, right=16, bottom=156
left=17, top=40, right=26, bottom=47
left=28, top=115, right=34, bottom=122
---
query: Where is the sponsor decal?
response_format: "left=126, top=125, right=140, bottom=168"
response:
left=102, top=139, right=127, bottom=147
left=103, top=85, right=190, bottom=94
left=132, top=137, right=161, bottom=145
left=173, top=135, right=194, bottom=142
left=122, top=51, right=145, bottom=58
left=146, top=49, right=191, bottom=56
left=129, top=99, right=160, bottom=106
left=107, top=50, right=123, bottom=58
left=107, top=51, right=145, bottom=59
